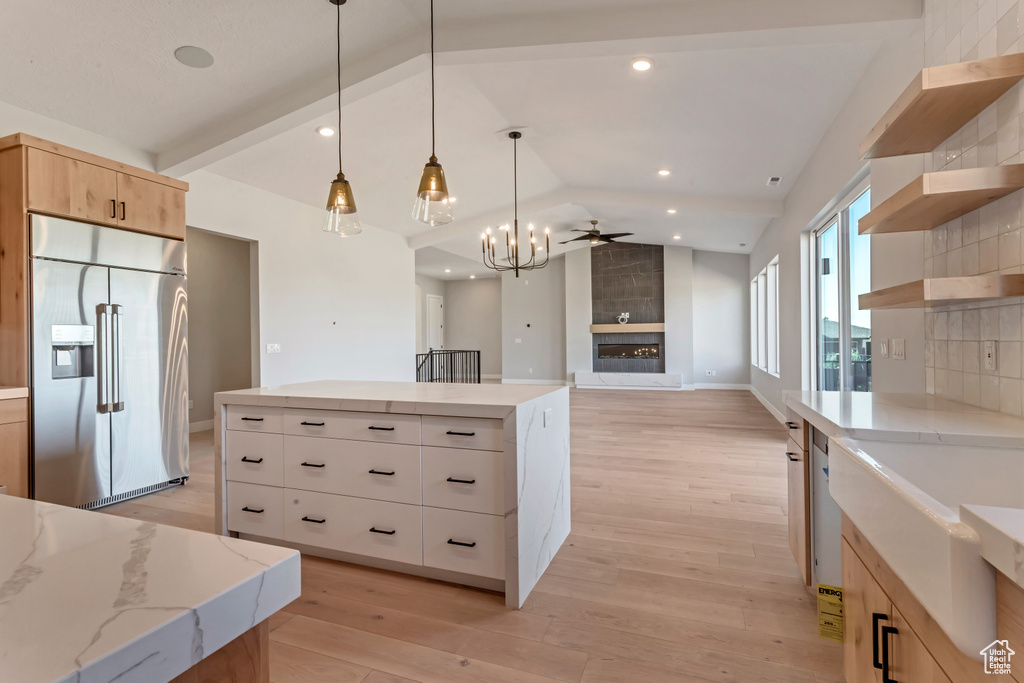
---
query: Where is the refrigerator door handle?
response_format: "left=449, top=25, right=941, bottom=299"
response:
left=96, top=304, right=113, bottom=414
left=111, top=304, right=124, bottom=412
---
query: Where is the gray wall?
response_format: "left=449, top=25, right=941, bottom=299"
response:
left=693, top=251, right=751, bottom=386
left=415, top=274, right=446, bottom=354
left=444, top=278, right=503, bottom=377
left=664, top=245, right=694, bottom=385
left=564, top=248, right=593, bottom=384
left=502, top=257, right=567, bottom=382
left=186, top=227, right=253, bottom=426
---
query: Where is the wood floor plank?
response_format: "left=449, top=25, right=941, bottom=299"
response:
left=269, top=641, right=371, bottom=683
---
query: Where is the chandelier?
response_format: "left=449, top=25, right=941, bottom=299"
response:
left=481, top=131, right=550, bottom=277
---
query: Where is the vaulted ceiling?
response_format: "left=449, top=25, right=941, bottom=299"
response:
left=0, top=0, right=921, bottom=279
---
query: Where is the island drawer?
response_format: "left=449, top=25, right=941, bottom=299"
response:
left=283, top=436, right=421, bottom=505
left=284, top=489, right=422, bottom=565
left=283, top=410, right=421, bottom=445
left=421, top=416, right=503, bottom=452
left=227, top=482, right=284, bottom=539
left=785, top=407, right=808, bottom=452
left=227, top=406, right=283, bottom=433
left=226, top=431, right=284, bottom=487
left=423, top=507, right=505, bottom=580
left=422, top=446, right=504, bottom=515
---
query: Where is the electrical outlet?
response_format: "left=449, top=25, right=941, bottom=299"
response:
left=879, top=340, right=889, bottom=359
left=515, top=338, right=522, bottom=344
left=891, top=339, right=905, bottom=360
left=188, top=400, right=194, bottom=410
left=543, top=408, right=553, bottom=428
left=266, top=343, right=281, bottom=354
left=529, top=368, right=533, bottom=374
left=984, top=341, right=997, bottom=371
left=705, top=370, right=713, bottom=377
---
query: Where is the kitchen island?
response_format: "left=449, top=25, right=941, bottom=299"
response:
left=214, top=380, right=571, bottom=608
left=0, top=495, right=299, bottom=683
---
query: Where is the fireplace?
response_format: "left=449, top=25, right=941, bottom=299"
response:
left=598, top=343, right=660, bottom=360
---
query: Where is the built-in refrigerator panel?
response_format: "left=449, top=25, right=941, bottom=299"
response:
left=109, top=267, right=188, bottom=497
left=30, top=258, right=111, bottom=507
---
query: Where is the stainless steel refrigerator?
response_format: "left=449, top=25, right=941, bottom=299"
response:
left=30, top=214, right=189, bottom=509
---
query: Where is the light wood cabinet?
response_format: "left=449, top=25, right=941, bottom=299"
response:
left=0, top=397, right=29, bottom=498
left=117, top=172, right=185, bottom=240
left=26, top=148, right=119, bottom=227
left=787, top=436, right=810, bottom=585
left=843, top=538, right=888, bottom=683
left=891, top=605, right=952, bottom=683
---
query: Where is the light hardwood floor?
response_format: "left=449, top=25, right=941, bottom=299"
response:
left=102, top=389, right=843, bottom=683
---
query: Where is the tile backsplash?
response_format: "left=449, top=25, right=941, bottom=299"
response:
left=922, top=0, right=1024, bottom=416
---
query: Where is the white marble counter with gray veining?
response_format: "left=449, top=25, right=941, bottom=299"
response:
left=961, top=504, right=1024, bottom=590
left=784, top=390, right=1024, bottom=447
left=0, top=495, right=300, bottom=683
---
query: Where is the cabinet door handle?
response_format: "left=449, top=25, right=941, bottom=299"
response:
left=446, top=430, right=476, bottom=437
left=241, top=417, right=264, bottom=422
left=881, top=625, right=899, bottom=683
left=302, top=516, right=326, bottom=524
left=368, top=426, right=395, bottom=431
left=110, top=199, right=117, bottom=219
left=786, top=421, right=799, bottom=429
left=446, top=477, right=476, bottom=485
left=242, top=506, right=264, bottom=514
left=872, top=613, right=888, bottom=669
left=119, top=201, right=126, bottom=221
left=369, top=469, right=395, bottom=476
left=785, top=452, right=800, bottom=462
left=448, top=539, right=477, bottom=548
left=370, top=527, right=396, bottom=535
left=240, top=456, right=263, bottom=464
left=301, top=421, right=325, bottom=427
left=301, top=462, right=326, bottom=468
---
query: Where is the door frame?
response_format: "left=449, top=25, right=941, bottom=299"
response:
left=426, top=294, right=444, bottom=350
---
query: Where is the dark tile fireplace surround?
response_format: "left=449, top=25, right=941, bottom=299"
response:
left=591, top=243, right=665, bottom=373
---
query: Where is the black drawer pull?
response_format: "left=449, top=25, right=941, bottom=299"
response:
left=368, top=426, right=395, bottom=431
left=785, top=452, right=799, bottom=462
left=240, top=456, right=264, bottom=464
left=301, top=421, right=326, bottom=427
left=369, top=469, right=396, bottom=476
left=446, top=477, right=476, bottom=485
left=881, top=625, right=898, bottom=683
left=872, top=613, right=887, bottom=669
left=242, top=506, right=264, bottom=514
left=302, top=516, right=326, bottom=524
left=370, top=527, right=396, bottom=535
left=446, top=430, right=476, bottom=437
left=301, top=462, right=326, bottom=468
left=241, top=417, right=264, bottom=422
left=448, top=539, right=477, bottom=548
left=786, top=421, right=799, bottom=429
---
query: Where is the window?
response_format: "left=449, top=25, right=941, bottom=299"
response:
left=751, top=255, right=780, bottom=376
left=813, top=184, right=871, bottom=391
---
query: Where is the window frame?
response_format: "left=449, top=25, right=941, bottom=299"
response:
left=750, top=255, right=780, bottom=377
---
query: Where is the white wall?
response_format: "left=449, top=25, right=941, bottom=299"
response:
left=749, top=23, right=925, bottom=415
left=693, top=251, right=751, bottom=386
left=664, top=245, right=695, bottom=385
left=415, top=274, right=446, bottom=354
left=444, top=278, right=502, bottom=377
left=564, top=248, right=593, bottom=384
left=501, top=257, right=567, bottom=383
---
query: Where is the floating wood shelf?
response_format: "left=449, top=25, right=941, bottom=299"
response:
left=860, top=53, right=1024, bottom=159
left=859, top=275, right=1024, bottom=310
left=590, top=323, right=665, bottom=334
left=858, top=165, right=1024, bottom=235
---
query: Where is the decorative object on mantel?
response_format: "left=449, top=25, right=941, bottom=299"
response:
left=559, top=219, right=634, bottom=245
left=412, top=0, right=454, bottom=226
left=322, top=0, right=362, bottom=237
left=617, top=312, right=629, bottom=324
left=481, top=131, right=550, bottom=277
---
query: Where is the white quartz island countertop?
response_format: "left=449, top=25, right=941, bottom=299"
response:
left=784, top=390, right=1024, bottom=447
left=0, top=495, right=300, bottom=683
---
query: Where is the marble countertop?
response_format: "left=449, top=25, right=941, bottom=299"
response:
left=216, top=380, right=568, bottom=419
left=784, top=391, right=1024, bottom=447
left=961, top=505, right=1024, bottom=589
left=0, top=386, right=29, bottom=400
left=0, top=496, right=300, bottom=683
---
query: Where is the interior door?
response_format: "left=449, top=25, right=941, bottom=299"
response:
left=31, top=259, right=111, bottom=506
left=426, top=295, right=444, bottom=349
left=109, top=267, right=188, bottom=497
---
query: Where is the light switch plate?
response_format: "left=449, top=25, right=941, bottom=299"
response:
left=543, top=408, right=553, bottom=428
left=984, top=340, right=997, bottom=371
left=892, top=339, right=905, bottom=360
left=266, top=343, right=281, bottom=354
left=515, top=338, right=522, bottom=344
left=879, top=340, right=889, bottom=359
left=188, top=400, right=194, bottom=409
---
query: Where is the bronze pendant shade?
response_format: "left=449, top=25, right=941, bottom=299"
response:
left=412, top=0, right=454, bottom=226
left=323, top=0, right=362, bottom=236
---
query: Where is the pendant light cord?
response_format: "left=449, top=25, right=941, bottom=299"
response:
left=337, top=0, right=343, bottom=172
left=513, top=135, right=518, bottom=224
left=430, top=0, right=436, bottom=159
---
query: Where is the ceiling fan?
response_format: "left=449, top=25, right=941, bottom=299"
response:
left=559, top=220, right=634, bottom=245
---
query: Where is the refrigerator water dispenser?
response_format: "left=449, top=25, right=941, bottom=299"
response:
left=50, top=324, right=94, bottom=380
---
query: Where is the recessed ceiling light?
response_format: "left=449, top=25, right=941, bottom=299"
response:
left=767, top=176, right=783, bottom=187
left=316, top=126, right=335, bottom=137
left=672, top=235, right=681, bottom=240
left=469, top=275, right=476, bottom=279
left=448, top=196, right=457, bottom=203
left=444, top=268, right=451, bottom=273
left=632, top=57, right=653, bottom=72
left=667, top=209, right=677, bottom=214
left=174, top=46, right=214, bottom=69
left=658, top=169, right=671, bottom=176
left=739, top=243, right=747, bottom=247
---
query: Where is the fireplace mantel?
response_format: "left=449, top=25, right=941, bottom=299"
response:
left=589, top=323, right=665, bottom=334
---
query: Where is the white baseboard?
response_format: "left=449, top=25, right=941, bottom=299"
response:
left=577, top=384, right=686, bottom=391
left=749, top=385, right=786, bottom=424
left=482, top=374, right=502, bottom=380
left=694, top=383, right=753, bottom=391
left=189, top=419, right=214, bottom=433
left=501, top=379, right=569, bottom=386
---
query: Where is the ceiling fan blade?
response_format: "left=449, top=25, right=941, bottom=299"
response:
left=559, top=235, right=594, bottom=244
left=601, top=233, right=634, bottom=239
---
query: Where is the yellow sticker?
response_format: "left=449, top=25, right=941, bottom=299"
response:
left=817, top=583, right=844, bottom=643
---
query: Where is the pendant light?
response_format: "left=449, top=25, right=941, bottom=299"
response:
left=481, top=131, right=550, bottom=278
left=412, top=0, right=454, bottom=226
left=323, top=0, right=362, bottom=236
